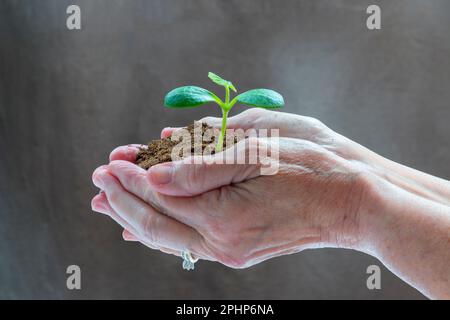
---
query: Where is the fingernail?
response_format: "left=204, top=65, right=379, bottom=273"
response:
left=93, top=167, right=108, bottom=189
left=149, top=163, right=173, bottom=185
left=91, top=195, right=105, bottom=212
left=161, top=127, right=173, bottom=138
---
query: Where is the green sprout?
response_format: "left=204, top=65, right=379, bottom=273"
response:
left=164, top=72, right=284, bottom=152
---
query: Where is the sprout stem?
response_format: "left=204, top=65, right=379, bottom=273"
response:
left=215, top=85, right=232, bottom=152
left=215, top=108, right=229, bottom=152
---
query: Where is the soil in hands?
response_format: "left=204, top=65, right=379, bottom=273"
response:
left=136, top=122, right=238, bottom=170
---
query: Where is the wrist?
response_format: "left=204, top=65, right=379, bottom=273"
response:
left=315, top=167, right=386, bottom=251
left=314, top=153, right=397, bottom=252
left=351, top=166, right=446, bottom=255
left=331, top=142, right=447, bottom=252
left=357, top=146, right=450, bottom=206
left=349, top=171, right=394, bottom=254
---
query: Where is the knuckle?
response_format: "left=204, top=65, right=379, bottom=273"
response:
left=305, top=116, right=325, bottom=129
left=201, top=116, right=214, bottom=123
left=201, top=116, right=220, bottom=127
left=242, top=107, right=267, bottom=118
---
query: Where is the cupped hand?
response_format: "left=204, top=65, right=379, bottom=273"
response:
left=92, top=109, right=377, bottom=268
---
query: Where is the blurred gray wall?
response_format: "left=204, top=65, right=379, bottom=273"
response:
left=1, top=0, right=449, bottom=299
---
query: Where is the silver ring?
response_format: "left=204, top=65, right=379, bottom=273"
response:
left=181, top=250, right=198, bottom=270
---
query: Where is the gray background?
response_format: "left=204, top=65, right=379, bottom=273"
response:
left=1, top=0, right=449, bottom=299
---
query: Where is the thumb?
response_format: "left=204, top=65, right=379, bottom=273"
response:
left=146, top=139, right=263, bottom=196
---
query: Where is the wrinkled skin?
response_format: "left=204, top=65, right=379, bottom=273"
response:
left=92, top=109, right=450, bottom=298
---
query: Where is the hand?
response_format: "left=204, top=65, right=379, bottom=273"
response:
left=92, top=109, right=375, bottom=267
left=92, top=109, right=450, bottom=298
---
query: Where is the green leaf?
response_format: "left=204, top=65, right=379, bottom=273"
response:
left=208, top=72, right=237, bottom=92
left=164, top=86, right=220, bottom=108
left=236, top=89, right=284, bottom=109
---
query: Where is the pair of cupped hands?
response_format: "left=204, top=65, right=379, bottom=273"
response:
left=92, top=109, right=373, bottom=268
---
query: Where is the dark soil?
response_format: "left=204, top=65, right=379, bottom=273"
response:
left=136, top=122, right=238, bottom=170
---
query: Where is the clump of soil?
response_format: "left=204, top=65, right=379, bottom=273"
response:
left=136, top=122, right=238, bottom=170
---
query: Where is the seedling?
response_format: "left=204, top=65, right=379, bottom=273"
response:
left=164, top=72, right=284, bottom=152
